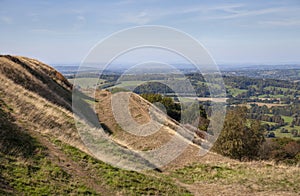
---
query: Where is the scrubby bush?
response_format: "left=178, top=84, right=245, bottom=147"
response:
left=259, top=137, right=300, bottom=165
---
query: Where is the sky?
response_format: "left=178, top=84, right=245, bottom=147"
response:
left=1, top=0, right=300, bottom=65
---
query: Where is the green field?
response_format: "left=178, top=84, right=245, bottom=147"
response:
left=266, top=115, right=293, bottom=123
left=225, top=86, right=247, bottom=97
left=282, top=115, right=293, bottom=123
left=112, top=80, right=149, bottom=89
left=68, top=78, right=105, bottom=88
left=263, top=117, right=300, bottom=140
left=264, top=86, right=297, bottom=92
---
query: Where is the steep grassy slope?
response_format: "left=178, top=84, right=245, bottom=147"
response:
left=0, top=55, right=72, bottom=110
left=0, top=55, right=299, bottom=195
left=0, top=55, right=191, bottom=195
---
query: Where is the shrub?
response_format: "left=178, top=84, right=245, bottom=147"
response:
left=259, top=137, right=300, bottom=165
left=213, top=107, right=264, bottom=161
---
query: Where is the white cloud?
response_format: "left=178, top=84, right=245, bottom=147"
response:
left=259, top=19, right=300, bottom=27
left=77, top=15, right=86, bottom=22
left=206, top=7, right=288, bottom=20
left=177, top=3, right=245, bottom=15
left=118, top=11, right=151, bottom=25
left=112, top=0, right=135, bottom=6
left=100, top=3, right=291, bottom=25
left=97, top=3, right=246, bottom=25
left=0, top=16, right=13, bottom=24
left=29, top=28, right=82, bottom=36
left=73, top=15, right=86, bottom=29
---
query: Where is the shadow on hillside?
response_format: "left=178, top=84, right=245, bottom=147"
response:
left=72, top=89, right=113, bottom=133
left=0, top=98, right=37, bottom=158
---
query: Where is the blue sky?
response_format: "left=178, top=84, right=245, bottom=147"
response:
left=1, top=0, right=300, bottom=65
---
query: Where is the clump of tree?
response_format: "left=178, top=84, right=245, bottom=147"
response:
left=291, top=129, right=300, bottom=137
left=259, top=137, right=300, bottom=165
left=280, top=128, right=289, bottom=133
left=248, top=113, right=285, bottom=125
left=291, top=114, right=300, bottom=126
left=181, top=102, right=209, bottom=131
left=213, top=107, right=265, bottom=161
left=262, top=123, right=283, bottom=132
left=134, top=82, right=175, bottom=94
left=140, top=93, right=181, bottom=121
left=266, top=131, right=276, bottom=138
left=140, top=93, right=209, bottom=130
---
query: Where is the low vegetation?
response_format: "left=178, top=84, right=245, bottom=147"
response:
left=172, top=161, right=300, bottom=194
left=0, top=100, right=96, bottom=195
left=52, top=139, right=191, bottom=195
left=259, top=137, right=300, bottom=165
left=0, top=150, right=97, bottom=195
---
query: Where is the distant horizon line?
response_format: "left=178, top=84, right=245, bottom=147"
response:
left=50, top=62, right=300, bottom=66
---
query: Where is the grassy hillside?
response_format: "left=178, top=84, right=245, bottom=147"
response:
left=0, top=55, right=299, bottom=195
left=0, top=55, right=191, bottom=195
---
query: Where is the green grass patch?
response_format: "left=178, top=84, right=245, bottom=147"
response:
left=172, top=163, right=300, bottom=193
left=261, top=121, right=277, bottom=126
left=282, top=116, right=293, bottom=123
left=52, top=139, right=191, bottom=195
left=226, top=86, right=247, bottom=97
left=273, top=125, right=300, bottom=140
left=0, top=145, right=97, bottom=195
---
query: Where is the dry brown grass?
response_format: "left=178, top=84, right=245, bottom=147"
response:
left=0, top=55, right=72, bottom=111
left=0, top=56, right=89, bottom=154
left=95, top=90, right=184, bottom=151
